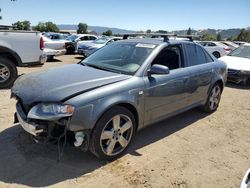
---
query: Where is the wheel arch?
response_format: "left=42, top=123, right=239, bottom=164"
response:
left=94, top=101, right=140, bottom=132
left=0, top=46, right=22, bottom=66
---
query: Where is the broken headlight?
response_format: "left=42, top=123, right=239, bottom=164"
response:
left=27, top=103, right=75, bottom=120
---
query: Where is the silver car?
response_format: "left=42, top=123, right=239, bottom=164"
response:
left=77, top=37, right=121, bottom=57
left=11, top=38, right=227, bottom=160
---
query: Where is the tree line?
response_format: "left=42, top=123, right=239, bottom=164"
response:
left=6, top=20, right=250, bottom=42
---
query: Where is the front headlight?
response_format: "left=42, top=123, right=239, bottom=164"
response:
left=27, top=103, right=75, bottom=120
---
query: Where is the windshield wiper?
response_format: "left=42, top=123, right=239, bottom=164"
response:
left=84, top=63, right=121, bottom=73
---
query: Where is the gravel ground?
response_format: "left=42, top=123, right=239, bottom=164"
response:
left=0, top=55, right=249, bottom=188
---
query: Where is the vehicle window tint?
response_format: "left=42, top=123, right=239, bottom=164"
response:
left=152, top=46, right=181, bottom=70
left=89, top=36, right=97, bottom=40
left=207, top=42, right=216, bottom=47
left=186, top=44, right=210, bottom=66
left=81, top=36, right=89, bottom=40
left=196, top=46, right=207, bottom=64
left=203, top=49, right=214, bottom=62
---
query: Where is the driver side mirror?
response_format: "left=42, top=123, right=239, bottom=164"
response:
left=148, top=64, right=169, bottom=77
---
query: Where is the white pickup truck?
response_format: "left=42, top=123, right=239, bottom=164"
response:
left=0, top=31, right=47, bottom=88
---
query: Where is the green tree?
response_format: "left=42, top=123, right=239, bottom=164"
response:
left=156, top=30, right=168, bottom=33
left=102, top=30, right=112, bottom=36
left=77, top=23, right=88, bottom=34
left=187, top=27, right=192, bottom=35
left=216, top=33, right=221, bottom=41
left=201, top=33, right=216, bottom=41
left=237, top=29, right=250, bottom=42
left=12, top=20, right=31, bottom=30
left=33, top=22, right=59, bottom=32
left=146, top=29, right=151, bottom=33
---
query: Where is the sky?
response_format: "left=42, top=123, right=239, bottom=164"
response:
left=0, top=0, right=250, bottom=31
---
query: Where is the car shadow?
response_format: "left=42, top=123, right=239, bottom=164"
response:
left=0, top=109, right=208, bottom=187
left=46, top=58, right=62, bottom=63
left=75, top=56, right=85, bottom=60
left=226, top=82, right=250, bottom=90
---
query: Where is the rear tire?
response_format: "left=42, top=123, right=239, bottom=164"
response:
left=212, top=52, right=220, bottom=58
left=47, top=55, right=54, bottom=61
left=89, top=106, right=136, bottom=160
left=200, top=83, right=222, bottom=113
left=0, top=57, right=17, bottom=89
left=66, top=45, right=75, bottom=54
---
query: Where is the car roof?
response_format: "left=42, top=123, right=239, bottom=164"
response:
left=116, top=38, right=194, bottom=46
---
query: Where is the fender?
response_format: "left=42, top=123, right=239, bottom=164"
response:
left=0, top=46, right=22, bottom=66
left=67, top=90, right=143, bottom=132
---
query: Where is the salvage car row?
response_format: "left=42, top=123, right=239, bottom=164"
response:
left=0, top=30, right=250, bottom=90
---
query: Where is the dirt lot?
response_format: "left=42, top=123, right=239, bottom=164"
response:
left=0, top=55, right=249, bottom=188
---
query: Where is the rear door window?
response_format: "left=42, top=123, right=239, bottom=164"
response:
left=185, top=44, right=212, bottom=66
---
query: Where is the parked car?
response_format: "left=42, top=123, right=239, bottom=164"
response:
left=0, top=30, right=46, bottom=88
left=78, top=37, right=121, bottom=56
left=11, top=38, right=227, bottom=160
left=43, top=32, right=76, bottom=54
left=65, top=34, right=98, bottom=54
left=43, top=32, right=69, bottom=40
left=220, top=41, right=239, bottom=50
left=233, top=41, right=246, bottom=46
left=43, top=36, right=66, bottom=61
left=241, top=168, right=250, bottom=188
left=219, top=43, right=250, bottom=85
left=76, top=35, right=98, bottom=51
left=197, top=41, right=231, bottom=58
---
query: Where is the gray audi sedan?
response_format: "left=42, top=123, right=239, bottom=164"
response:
left=11, top=38, right=227, bottom=160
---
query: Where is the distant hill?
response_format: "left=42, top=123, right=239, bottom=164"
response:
left=173, top=27, right=250, bottom=39
left=57, top=24, right=250, bottom=39
left=57, top=24, right=135, bottom=34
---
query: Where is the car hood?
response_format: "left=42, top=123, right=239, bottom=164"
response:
left=219, top=56, right=250, bottom=71
left=12, top=64, right=131, bottom=104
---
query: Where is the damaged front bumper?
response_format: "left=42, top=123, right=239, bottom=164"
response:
left=14, top=102, right=89, bottom=150
left=227, top=69, right=250, bottom=84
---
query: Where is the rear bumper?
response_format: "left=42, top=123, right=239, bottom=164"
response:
left=44, top=49, right=66, bottom=57
left=39, top=52, right=47, bottom=64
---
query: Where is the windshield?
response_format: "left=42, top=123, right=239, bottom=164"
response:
left=67, top=35, right=78, bottom=41
left=228, top=46, right=250, bottom=59
left=81, top=42, right=156, bottom=75
left=94, top=38, right=110, bottom=44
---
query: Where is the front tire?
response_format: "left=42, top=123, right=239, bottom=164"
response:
left=201, top=83, right=222, bottom=113
left=90, top=106, right=135, bottom=160
left=0, top=57, right=17, bottom=89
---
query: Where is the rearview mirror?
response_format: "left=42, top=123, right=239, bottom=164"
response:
left=148, top=64, right=169, bottom=77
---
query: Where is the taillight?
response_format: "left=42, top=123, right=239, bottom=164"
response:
left=224, top=47, right=231, bottom=52
left=40, top=37, right=44, bottom=50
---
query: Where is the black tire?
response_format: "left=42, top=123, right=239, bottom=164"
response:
left=0, top=57, right=18, bottom=89
left=47, top=55, right=54, bottom=62
left=212, top=51, right=220, bottom=58
left=200, top=83, right=222, bottom=113
left=66, top=45, right=75, bottom=54
left=89, top=106, right=136, bottom=160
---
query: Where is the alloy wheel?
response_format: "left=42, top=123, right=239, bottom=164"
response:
left=209, top=85, right=221, bottom=110
left=100, top=114, right=133, bottom=156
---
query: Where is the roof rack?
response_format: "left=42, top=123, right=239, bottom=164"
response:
left=122, top=33, right=199, bottom=42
